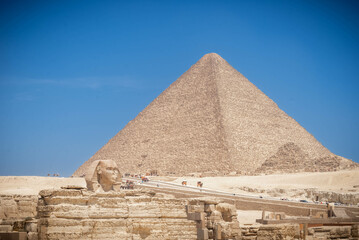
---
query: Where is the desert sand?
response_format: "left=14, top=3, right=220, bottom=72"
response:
left=0, top=176, right=85, bottom=195
left=171, top=170, right=359, bottom=200
left=1, top=170, right=358, bottom=197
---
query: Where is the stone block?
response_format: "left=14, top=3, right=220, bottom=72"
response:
left=329, top=226, right=351, bottom=238
left=126, top=196, right=152, bottom=203
left=313, top=211, right=328, bottom=219
left=54, top=211, right=89, bottom=219
left=161, top=209, right=187, bottom=218
left=208, top=229, right=213, bottom=239
left=187, top=212, right=205, bottom=221
left=214, top=224, right=222, bottom=239
left=0, top=232, right=27, bottom=240
left=208, top=210, right=222, bottom=221
left=204, top=204, right=216, bottom=212
left=196, top=220, right=206, bottom=229
left=216, top=203, right=237, bottom=221
left=27, top=232, right=38, bottom=240
left=96, top=197, right=127, bottom=208
left=25, top=220, right=37, bottom=232
left=189, top=197, right=221, bottom=205
left=230, top=221, right=241, bottom=230
left=206, top=219, right=213, bottom=229
left=0, top=225, right=13, bottom=232
left=197, top=228, right=208, bottom=240
left=128, top=203, right=161, bottom=218
left=187, top=204, right=205, bottom=213
left=12, top=221, right=25, bottom=232
left=352, top=224, right=359, bottom=237
left=44, top=196, right=88, bottom=206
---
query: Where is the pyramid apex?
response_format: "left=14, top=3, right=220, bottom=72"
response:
left=202, top=52, right=223, bottom=59
left=197, top=53, right=227, bottom=66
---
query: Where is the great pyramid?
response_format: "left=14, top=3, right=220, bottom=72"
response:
left=74, top=53, right=357, bottom=176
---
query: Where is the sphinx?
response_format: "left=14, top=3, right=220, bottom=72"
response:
left=85, top=160, right=122, bottom=192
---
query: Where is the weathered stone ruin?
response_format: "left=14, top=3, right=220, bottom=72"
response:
left=73, top=53, right=357, bottom=177
left=0, top=195, right=37, bottom=220
left=0, top=194, right=38, bottom=240
left=1, top=188, right=358, bottom=239
left=37, top=188, right=198, bottom=239
left=36, top=189, right=241, bottom=240
left=240, top=224, right=359, bottom=240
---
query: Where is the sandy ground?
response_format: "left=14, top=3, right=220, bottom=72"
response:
left=171, top=170, right=359, bottom=199
left=237, top=210, right=262, bottom=225
left=0, top=176, right=85, bottom=195
left=1, top=170, right=358, bottom=196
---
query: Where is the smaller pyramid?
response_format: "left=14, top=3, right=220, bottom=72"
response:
left=255, top=142, right=356, bottom=174
left=74, top=53, right=357, bottom=177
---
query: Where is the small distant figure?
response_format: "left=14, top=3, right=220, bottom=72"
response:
left=141, top=177, right=149, bottom=183
left=197, top=181, right=203, bottom=188
left=182, top=180, right=187, bottom=186
left=121, top=180, right=134, bottom=189
left=47, top=173, right=50, bottom=176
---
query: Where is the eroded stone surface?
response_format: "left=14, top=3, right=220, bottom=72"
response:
left=0, top=195, right=37, bottom=219
left=37, top=189, right=197, bottom=240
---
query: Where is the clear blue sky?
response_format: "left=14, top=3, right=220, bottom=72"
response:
left=1, top=0, right=358, bottom=176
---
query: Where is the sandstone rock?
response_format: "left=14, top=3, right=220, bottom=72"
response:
left=0, top=195, right=37, bottom=220
left=257, top=224, right=300, bottom=240
left=0, top=225, right=12, bottom=232
left=27, top=232, right=38, bottom=240
left=216, top=203, right=237, bottom=222
left=37, top=189, right=198, bottom=240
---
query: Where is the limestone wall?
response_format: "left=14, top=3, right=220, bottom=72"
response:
left=0, top=194, right=37, bottom=219
left=241, top=224, right=359, bottom=240
left=305, top=189, right=359, bottom=205
left=37, top=189, right=242, bottom=240
left=37, top=189, right=197, bottom=240
left=1, top=189, right=357, bottom=240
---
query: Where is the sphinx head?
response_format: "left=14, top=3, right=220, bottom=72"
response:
left=85, top=160, right=121, bottom=192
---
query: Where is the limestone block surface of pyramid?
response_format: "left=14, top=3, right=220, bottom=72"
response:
left=74, top=53, right=357, bottom=177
